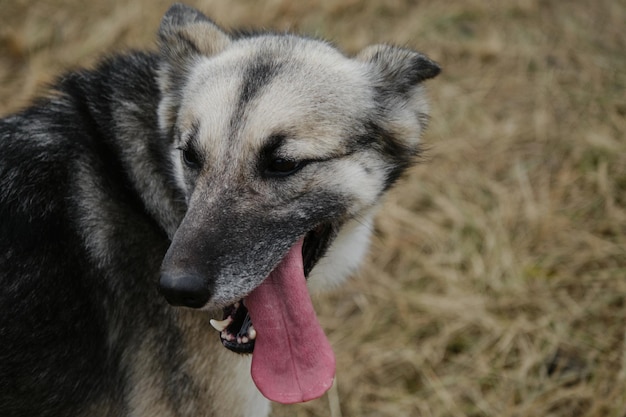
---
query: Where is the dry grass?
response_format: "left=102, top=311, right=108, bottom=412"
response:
left=2, top=0, right=625, bottom=416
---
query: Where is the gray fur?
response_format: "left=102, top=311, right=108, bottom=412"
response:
left=0, top=4, right=439, bottom=416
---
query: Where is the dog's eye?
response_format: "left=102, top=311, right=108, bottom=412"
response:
left=181, top=148, right=201, bottom=169
left=265, top=158, right=304, bottom=177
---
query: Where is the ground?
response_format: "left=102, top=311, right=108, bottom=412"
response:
left=1, top=0, right=625, bottom=416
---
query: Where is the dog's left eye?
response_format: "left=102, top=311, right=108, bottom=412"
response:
left=265, top=158, right=304, bottom=177
left=181, top=148, right=201, bottom=169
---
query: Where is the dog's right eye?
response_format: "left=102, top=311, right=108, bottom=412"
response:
left=181, top=148, right=201, bottom=169
left=265, top=158, right=305, bottom=177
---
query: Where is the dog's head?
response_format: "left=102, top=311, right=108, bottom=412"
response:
left=157, top=4, right=439, bottom=310
left=155, top=3, right=439, bottom=403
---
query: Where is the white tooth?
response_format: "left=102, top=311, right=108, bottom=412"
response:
left=248, top=326, right=257, bottom=340
left=210, top=317, right=233, bottom=332
left=242, top=336, right=249, bottom=344
left=237, top=336, right=242, bottom=344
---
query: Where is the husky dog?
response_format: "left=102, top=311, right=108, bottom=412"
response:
left=0, top=3, right=439, bottom=416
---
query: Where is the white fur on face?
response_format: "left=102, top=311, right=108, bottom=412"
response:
left=307, top=208, right=377, bottom=292
left=176, top=37, right=375, bottom=163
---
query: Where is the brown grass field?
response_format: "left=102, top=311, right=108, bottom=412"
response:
left=1, top=0, right=625, bottom=416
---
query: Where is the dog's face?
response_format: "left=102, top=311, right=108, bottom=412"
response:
left=157, top=4, right=439, bottom=309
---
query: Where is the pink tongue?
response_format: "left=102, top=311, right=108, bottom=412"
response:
left=245, top=239, right=335, bottom=404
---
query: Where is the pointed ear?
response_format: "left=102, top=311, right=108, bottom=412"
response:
left=356, top=45, right=440, bottom=96
left=355, top=45, right=440, bottom=163
left=157, top=4, right=231, bottom=135
left=158, top=3, right=231, bottom=62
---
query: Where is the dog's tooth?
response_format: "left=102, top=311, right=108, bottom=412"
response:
left=221, top=331, right=234, bottom=342
left=210, top=317, right=233, bottom=332
left=241, top=336, right=249, bottom=344
left=248, top=325, right=256, bottom=340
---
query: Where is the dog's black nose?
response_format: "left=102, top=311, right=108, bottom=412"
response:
left=159, top=272, right=211, bottom=308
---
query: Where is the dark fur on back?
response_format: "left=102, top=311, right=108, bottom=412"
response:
left=0, top=52, right=184, bottom=416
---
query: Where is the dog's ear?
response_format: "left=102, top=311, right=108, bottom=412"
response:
left=158, top=3, right=231, bottom=61
left=157, top=4, right=231, bottom=135
left=357, top=45, right=440, bottom=160
left=356, top=44, right=440, bottom=97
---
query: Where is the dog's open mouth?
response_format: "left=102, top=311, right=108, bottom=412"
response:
left=210, top=301, right=256, bottom=353
left=207, top=223, right=338, bottom=404
left=209, top=223, right=336, bottom=354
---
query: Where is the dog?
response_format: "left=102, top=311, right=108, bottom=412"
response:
left=0, top=3, right=439, bottom=416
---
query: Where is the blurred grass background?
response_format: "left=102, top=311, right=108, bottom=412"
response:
left=1, top=0, right=625, bottom=416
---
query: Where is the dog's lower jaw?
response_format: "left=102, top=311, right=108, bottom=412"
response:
left=214, top=301, right=256, bottom=353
